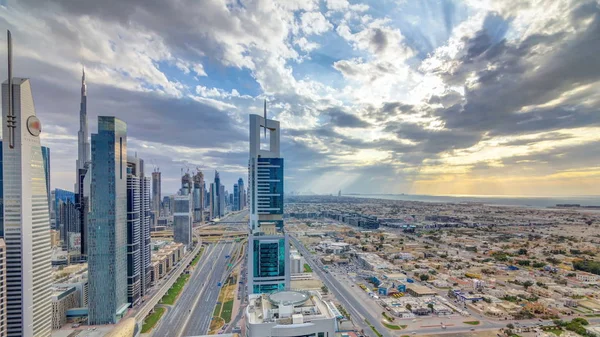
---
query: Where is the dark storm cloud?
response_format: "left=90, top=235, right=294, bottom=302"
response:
left=433, top=1, right=600, bottom=138
left=324, top=108, right=371, bottom=128
left=501, top=141, right=600, bottom=171
left=23, top=59, right=246, bottom=149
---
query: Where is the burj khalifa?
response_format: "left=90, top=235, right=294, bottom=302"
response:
left=75, top=67, right=90, bottom=257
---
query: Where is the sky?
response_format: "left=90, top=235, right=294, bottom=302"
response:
left=1, top=0, right=599, bottom=196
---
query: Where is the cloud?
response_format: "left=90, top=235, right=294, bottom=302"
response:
left=301, top=11, right=333, bottom=36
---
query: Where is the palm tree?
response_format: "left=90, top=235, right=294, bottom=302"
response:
left=428, top=303, right=435, bottom=313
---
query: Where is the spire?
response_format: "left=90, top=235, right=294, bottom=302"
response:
left=6, top=30, right=16, bottom=149
left=263, top=99, right=267, bottom=139
left=81, top=66, right=87, bottom=97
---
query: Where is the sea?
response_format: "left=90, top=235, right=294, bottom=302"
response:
left=345, top=194, right=600, bottom=208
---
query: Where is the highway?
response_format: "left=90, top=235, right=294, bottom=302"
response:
left=152, top=241, right=234, bottom=337
left=290, top=235, right=391, bottom=337
left=182, top=240, right=236, bottom=336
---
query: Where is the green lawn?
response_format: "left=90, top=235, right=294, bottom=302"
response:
left=464, top=321, right=480, bottom=325
left=383, top=323, right=406, bottom=330
left=213, top=303, right=222, bottom=316
left=190, top=247, right=205, bottom=267
left=221, top=299, right=234, bottom=323
left=141, top=307, right=165, bottom=333
left=161, top=274, right=190, bottom=305
left=303, top=263, right=313, bottom=272
left=546, top=328, right=563, bottom=336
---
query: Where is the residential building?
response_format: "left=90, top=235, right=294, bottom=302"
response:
left=2, top=32, right=53, bottom=336
left=576, top=272, right=599, bottom=283
left=126, top=155, right=151, bottom=307
left=51, top=286, right=78, bottom=329
left=246, top=290, right=336, bottom=337
left=247, top=108, right=290, bottom=294
left=173, top=195, right=192, bottom=246
left=87, top=116, right=128, bottom=324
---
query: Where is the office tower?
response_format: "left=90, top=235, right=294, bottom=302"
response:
left=54, top=189, right=76, bottom=250
left=173, top=195, right=192, bottom=246
left=126, top=156, right=151, bottom=307
left=0, top=239, right=6, bottom=337
left=213, top=171, right=223, bottom=217
left=233, top=184, right=239, bottom=211
left=192, top=170, right=204, bottom=223
left=75, top=67, right=90, bottom=257
left=219, top=184, right=225, bottom=217
left=209, top=183, right=216, bottom=219
left=2, top=31, right=52, bottom=336
left=247, top=107, right=289, bottom=294
left=88, top=116, right=128, bottom=324
left=0, top=140, right=3, bottom=237
left=41, top=146, right=50, bottom=212
left=238, top=177, right=245, bottom=210
left=161, top=196, right=171, bottom=217
left=151, top=169, right=161, bottom=225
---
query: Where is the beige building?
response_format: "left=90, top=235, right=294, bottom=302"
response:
left=51, top=286, right=78, bottom=329
left=0, top=239, right=6, bottom=337
left=50, top=230, right=60, bottom=248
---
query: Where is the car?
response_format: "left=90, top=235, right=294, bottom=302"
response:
left=471, top=328, right=475, bottom=331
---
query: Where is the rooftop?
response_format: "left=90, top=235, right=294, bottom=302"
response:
left=247, top=290, right=335, bottom=325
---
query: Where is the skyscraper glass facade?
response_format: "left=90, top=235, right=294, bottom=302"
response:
left=88, top=116, right=128, bottom=325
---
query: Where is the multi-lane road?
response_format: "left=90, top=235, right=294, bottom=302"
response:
left=290, top=235, right=391, bottom=337
left=153, top=241, right=235, bottom=337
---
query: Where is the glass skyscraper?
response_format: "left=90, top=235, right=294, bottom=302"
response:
left=247, top=112, right=290, bottom=294
left=41, top=146, right=50, bottom=212
left=88, top=116, right=129, bottom=324
left=126, top=155, right=151, bottom=307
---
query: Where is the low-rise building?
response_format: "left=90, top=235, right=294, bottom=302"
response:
left=246, top=290, right=336, bottom=337
left=51, top=286, right=78, bottom=329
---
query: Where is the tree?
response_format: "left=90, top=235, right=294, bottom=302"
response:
left=428, top=303, right=434, bottom=313
left=380, top=235, right=385, bottom=243
left=321, top=285, right=329, bottom=294
left=518, top=248, right=528, bottom=255
left=405, top=304, right=412, bottom=312
left=420, top=274, right=430, bottom=281
left=506, top=323, right=515, bottom=329
left=523, top=280, right=534, bottom=290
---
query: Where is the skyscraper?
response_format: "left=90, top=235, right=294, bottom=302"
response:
left=54, top=189, right=77, bottom=251
left=193, top=170, right=204, bottom=223
left=238, top=177, right=245, bottom=210
left=75, top=67, right=90, bottom=257
left=0, top=140, right=3, bottom=237
left=0, top=239, right=6, bottom=337
left=173, top=195, right=192, bottom=246
left=2, top=31, right=52, bottom=336
left=233, top=183, right=239, bottom=211
left=209, top=183, right=216, bottom=219
left=151, top=169, right=161, bottom=225
left=126, top=155, right=151, bottom=307
left=88, top=116, right=128, bottom=324
left=247, top=107, right=289, bottom=294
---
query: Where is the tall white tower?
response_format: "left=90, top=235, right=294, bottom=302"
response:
left=247, top=103, right=290, bottom=294
left=2, top=30, right=52, bottom=337
left=76, top=67, right=89, bottom=173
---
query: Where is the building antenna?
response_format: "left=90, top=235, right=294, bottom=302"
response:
left=7, top=30, right=16, bottom=149
left=263, top=99, right=267, bottom=139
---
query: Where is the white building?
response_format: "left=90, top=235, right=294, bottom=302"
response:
left=576, top=272, right=599, bottom=283
left=247, top=109, right=290, bottom=294
left=51, top=287, right=78, bottom=329
left=246, top=290, right=336, bottom=337
left=290, top=250, right=304, bottom=275
left=2, top=33, right=52, bottom=336
left=356, top=253, right=393, bottom=270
